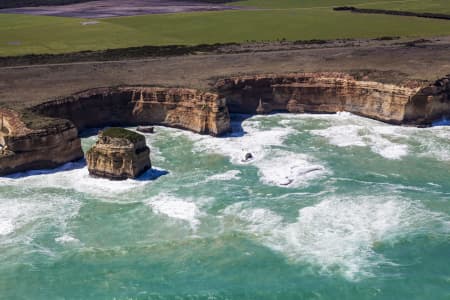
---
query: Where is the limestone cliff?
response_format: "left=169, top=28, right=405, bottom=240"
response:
left=0, top=108, right=83, bottom=175
left=32, top=87, right=231, bottom=136
left=0, top=87, right=230, bottom=175
left=1, top=74, right=449, bottom=176
left=216, top=73, right=450, bottom=125
left=86, top=128, right=151, bottom=180
left=404, top=76, right=450, bottom=124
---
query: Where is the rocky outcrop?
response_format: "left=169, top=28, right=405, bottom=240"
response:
left=216, top=73, right=450, bottom=125
left=136, top=126, right=154, bottom=134
left=0, top=108, right=83, bottom=176
left=0, top=87, right=230, bottom=176
left=86, top=128, right=151, bottom=180
left=32, top=87, right=231, bottom=136
left=0, top=73, right=449, bottom=176
left=404, top=76, right=450, bottom=124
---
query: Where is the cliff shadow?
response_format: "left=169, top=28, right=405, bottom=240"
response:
left=223, top=113, right=254, bottom=138
left=136, top=168, right=169, bottom=181
left=79, top=127, right=103, bottom=138
left=224, top=111, right=290, bottom=138
left=3, top=159, right=169, bottom=182
left=432, top=116, right=450, bottom=126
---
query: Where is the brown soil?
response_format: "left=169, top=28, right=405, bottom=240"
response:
left=0, top=0, right=243, bottom=18
left=0, top=37, right=449, bottom=108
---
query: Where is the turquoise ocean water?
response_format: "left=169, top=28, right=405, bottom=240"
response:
left=0, top=113, right=449, bottom=299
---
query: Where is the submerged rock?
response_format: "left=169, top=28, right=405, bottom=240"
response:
left=86, top=128, right=151, bottom=180
left=136, top=126, right=155, bottom=134
left=242, top=152, right=254, bottom=162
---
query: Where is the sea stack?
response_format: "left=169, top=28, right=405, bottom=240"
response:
left=86, top=128, right=151, bottom=180
left=256, top=98, right=265, bottom=114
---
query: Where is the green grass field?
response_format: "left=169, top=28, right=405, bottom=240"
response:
left=1, top=0, right=450, bottom=57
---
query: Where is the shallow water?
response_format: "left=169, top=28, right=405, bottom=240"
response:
left=0, top=113, right=449, bottom=299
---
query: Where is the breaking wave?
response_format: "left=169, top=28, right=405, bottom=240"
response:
left=223, top=195, right=447, bottom=280
left=180, top=116, right=329, bottom=187
left=0, top=161, right=167, bottom=198
left=308, top=112, right=450, bottom=161
left=0, top=193, right=81, bottom=244
left=145, top=193, right=211, bottom=231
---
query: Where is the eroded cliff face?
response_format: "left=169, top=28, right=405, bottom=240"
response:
left=0, top=87, right=230, bottom=175
left=0, top=108, right=83, bottom=176
left=32, top=87, right=231, bottom=136
left=404, top=76, right=450, bottom=124
left=216, top=73, right=450, bottom=125
left=86, top=129, right=151, bottom=180
left=1, top=74, right=449, bottom=176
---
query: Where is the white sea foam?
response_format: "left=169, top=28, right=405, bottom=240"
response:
left=375, top=123, right=450, bottom=161
left=304, top=112, right=450, bottom=161
left=254, top=150, right=328, bottom=187
left=178, top=117, right=328, bottom=187
left=223, top=196, right=445, bottom=280
left=270, top=197, right=407, bottom=279
left=188, top=117, right=294, bottom=165
left=55, top=234, right=80, bottom=244
left=373, top=125, right=450, bottom=161
left=145, top=193, right=209, bottom=230
left=0, top=126, right=166, bottom=198
left=207, top=170, right=241, bottom=181
left=0, top=219, right=14, bottom=236
left=312, top=123, right=409, bottom=159
left=0, top=200, right=43, bottom=237
left=0, top=195, right=80, bottom=241
left=223, top=203, right=283, bottom=234
left=367, top=133, right=409, bottom=160
left=254, top=111, right=354, bottom=122
left=312, top=124, right=366, bottom=147
left=0, top=162, right=167, bottom=199
left=408, top=126, right=450, bottom=161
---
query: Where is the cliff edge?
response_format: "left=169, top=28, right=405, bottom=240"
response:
left=216, top=73, right=450, bottom=125
left=0, top=108, right=83, bottom=176
left=0, top=73, right=449, bottom=176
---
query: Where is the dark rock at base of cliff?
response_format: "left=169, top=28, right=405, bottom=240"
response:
left=241, top=152, right=253, bottom=162
left=136, top=126, right=155, bottom=134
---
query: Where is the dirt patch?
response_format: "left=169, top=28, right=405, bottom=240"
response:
left=1, top=38, right=434, bottom=67
left=80, top=20, right=99, bottom=25
left=1, top=37, right=449, bottom=109
left=0, top=0, right=244, bottom=18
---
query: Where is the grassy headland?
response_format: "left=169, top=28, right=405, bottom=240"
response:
left=0, top=0, right=449, bottom=56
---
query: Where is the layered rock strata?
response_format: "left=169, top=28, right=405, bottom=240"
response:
left=86, top=128, right=151, bottom=180
left=216, top=73, right=450, bottom=125
left=0, top=74, right=449, bottom=176
left=404, top=76, right=450, bottom=124
left=0, top=108, right=83, bottom=176
left=0, top=87, right=230, bottom=176
left=32, top=87, right=231, bottom=136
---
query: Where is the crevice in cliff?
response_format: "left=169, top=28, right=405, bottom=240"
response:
left=216, top=73, right=450, bottom=126
left=0, top=72, right=449, bottom=176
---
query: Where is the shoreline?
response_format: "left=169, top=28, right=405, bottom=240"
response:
left=0, top=37, right=449, bottom=175
left=0, top=72, right=448, bottom=176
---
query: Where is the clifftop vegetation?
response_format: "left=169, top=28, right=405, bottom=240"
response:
left=102, top=127, right=144, bottom=143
